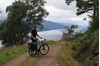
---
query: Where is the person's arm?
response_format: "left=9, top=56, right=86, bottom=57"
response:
left=31, top=30, right=37, bottom=40
left=37, top=34, right=42, bottom=39
left=31, top=35, right=36, bottom=39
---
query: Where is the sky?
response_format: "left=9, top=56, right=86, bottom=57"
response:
left=0, top=0, right=89, bottom=27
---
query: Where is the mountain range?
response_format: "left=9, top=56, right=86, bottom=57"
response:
left=39, top=20, right=65, bottom=31
left=39, top=20, right=88, bottom=31
left=0, top=19, right=88, bottom=31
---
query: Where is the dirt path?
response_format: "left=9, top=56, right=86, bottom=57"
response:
left=3, top=44, right=62, bottom=66
left=35, top=44, right=62, bottom=66
left=3, top=53, right=29, bottom=66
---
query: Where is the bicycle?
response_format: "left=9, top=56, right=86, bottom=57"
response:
left=28, top=39, right=49, bottom=56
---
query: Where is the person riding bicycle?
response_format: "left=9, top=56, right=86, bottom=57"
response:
left=30, top=25, right=42, bottom=54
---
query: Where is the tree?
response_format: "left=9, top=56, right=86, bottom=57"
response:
left=0, top=1, right=29, bottom=46
left=0, top=8, right=2, bottom=13
left=65, top=0, right=99, bottom=66
left=24, top=0, right=49, bottom=30
left=65, top=0, right=99, bottom=30
left=62, top=25, right=79, bottom=40
left=0, top=0, right=48, bottom=46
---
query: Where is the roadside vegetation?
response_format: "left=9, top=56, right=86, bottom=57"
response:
left=62, top=27, right=98, bottom=66
left=58, top=42, right=81, bottom=66
left=61, top=0, right=99, bottom=66
left=0, top=45, right=27, bottom=66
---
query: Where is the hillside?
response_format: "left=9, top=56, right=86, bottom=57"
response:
left=38, top=20, right=65, bottom=31
left=0, top=19, right=87, bottom=31
left=39, top=20, right=88, bottom=31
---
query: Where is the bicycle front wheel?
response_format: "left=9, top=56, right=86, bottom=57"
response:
left=39, top=44, right=49, bottom=55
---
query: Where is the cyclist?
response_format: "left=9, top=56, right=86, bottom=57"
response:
left=30, top=25, right=42, bottom=54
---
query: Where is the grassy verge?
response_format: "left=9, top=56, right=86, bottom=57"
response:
left=0, top=45, right=28, bottom=66
left=58, top=42, right=82, bottom=66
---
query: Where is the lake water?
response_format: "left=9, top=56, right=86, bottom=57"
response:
left=38, top=29, right=63, bottom=41
left=0, top=29, right=63, bottom=48
left=0, top=40, right=3, bottom=48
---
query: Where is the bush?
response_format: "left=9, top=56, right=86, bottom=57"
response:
left=71, top=30, right=99, bottom=66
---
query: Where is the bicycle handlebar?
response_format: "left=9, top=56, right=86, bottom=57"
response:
left=39, top=38, right=45, bottom=42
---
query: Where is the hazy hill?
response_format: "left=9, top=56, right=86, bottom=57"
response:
left=38, top=20, right=65, bottom=31
left=40, top=20, right=88, bottom=31
left=0, top=19, right=87, bottom=31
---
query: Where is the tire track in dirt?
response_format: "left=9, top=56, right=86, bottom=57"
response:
left=2, top=44, right=62, bottom=66
left=35, top=44, right=62, bottom=66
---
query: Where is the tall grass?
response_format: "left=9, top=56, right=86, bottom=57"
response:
left=0, top=45, right=28, bottom=66
left=58, top=42, right=82, bottom=66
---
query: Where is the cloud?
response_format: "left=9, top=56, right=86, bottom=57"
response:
left=0, top=13, right=6, bottom=20
left=0, top=0, right=14, bottom=19
left=45, top=0, right=76, bottom=11
left=0, top=0, right=14, bottom=12
left=70, top=17, right=83, bottom=22
left=45, top=5, right=89, bottom=26
left=45, top=6, right=74, bottom=17
left=44, top=0, right=89, bottom=27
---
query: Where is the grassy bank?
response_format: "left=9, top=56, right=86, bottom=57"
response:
left=58, top=42, right=82, bottom=66
left=0, top=45, right=28, bottom=66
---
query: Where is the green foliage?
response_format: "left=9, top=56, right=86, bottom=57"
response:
left=62, top=25, right=83, bottom=41
left=0, top=8, right=2, bottom=13
left=0, top=0, right=48, bottom=46
left=89, top=15, right=99, bottom=30
left=24, top=0, right=49, bottom=28
left=64, top=1, right=99, bottom=66
left=71, top=30, right=99, bottom=66
left=62, top=16, right=99, bottom=66
left=0, top=1, right=29, bottom=46
left=65, top=0, right=99, bottom=30
left=62, top=30, right=99, bottom=66
left=72, top=42, right=89, bottom=55
left=58, top=42, right=81, bottom=66
left=0, top=45, right=27, bottom=66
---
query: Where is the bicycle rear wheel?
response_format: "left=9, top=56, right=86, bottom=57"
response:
left=39, top=44, right=49, bottom=55
left=28, top=48, right=36, bottom=56
left=28, top=44, right=36, bottom=56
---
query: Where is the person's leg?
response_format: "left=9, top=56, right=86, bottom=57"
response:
left=33, top=42, right=38, bottom=54
left=35, top=44, right=38, bottom=52
left=28, top=43, right=31, bottom=49
left=30, top=43, right=34, bottom=50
